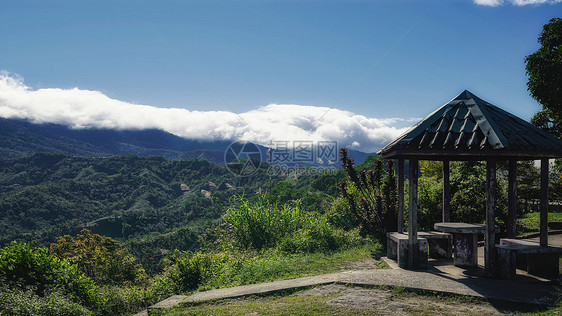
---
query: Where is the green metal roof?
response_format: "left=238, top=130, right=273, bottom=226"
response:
left=378, top=90, right=562, bottom=160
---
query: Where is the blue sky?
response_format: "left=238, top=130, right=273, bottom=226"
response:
left=0, top=0, right=561, bottom=152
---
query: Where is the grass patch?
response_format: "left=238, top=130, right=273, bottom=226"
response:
left=517, top=212, right=562, bottom=235
left=164, top=288, right=371, bottom=316
left=165, top=242, right=382, bottom=294
left=162, top=284, right=558, bottom=316
left=219, top=243, right=382, bottom=287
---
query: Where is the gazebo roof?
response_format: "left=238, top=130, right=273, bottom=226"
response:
left=378, top=90, right=562, bottom=160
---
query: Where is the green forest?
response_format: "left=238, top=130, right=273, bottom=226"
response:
left=1, top=149, right=560, bottom=315
left=0, top=153, right=345, bottom=272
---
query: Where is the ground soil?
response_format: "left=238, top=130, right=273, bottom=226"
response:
left=341, top=258, right=382, bottom=271
left=300, top=284, right=517, bottom=315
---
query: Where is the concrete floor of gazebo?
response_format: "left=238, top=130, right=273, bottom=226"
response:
left=382, top=233, right=562, bottom=282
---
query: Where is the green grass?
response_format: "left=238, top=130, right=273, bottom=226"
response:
left=196, top=242, right=382, bottom=291
left=146, top=241, right=382, bottom=312
left=163, top=196, right=384, bottom=294
left=517, top=212, right=562, bottom=235
left=163, top=288, right=376, bottom=316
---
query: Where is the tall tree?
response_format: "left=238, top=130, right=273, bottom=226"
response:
left=525, top=18, right=562, bottom=138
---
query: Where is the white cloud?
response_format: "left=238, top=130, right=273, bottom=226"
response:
left=474, top=0, right=503, bottom=6
left=0, top=72, right=415, bottom=153
left=474, top=0, right=562, bottom=5
left=512, top=0, right=562, bottom=4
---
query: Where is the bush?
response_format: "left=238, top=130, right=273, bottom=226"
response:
left=223, top=197, right=303, bottom=250
left=155, top=251, right=231, bottom=294
left=50, top=229, right=148, bottom=286
left=170, top=252, right=212, bottom=291
left=0, top=241, right=101, bottom=310
left=339, top=149, right=397, bottom=240
left=450, top=161, right=508, bottom=226
left=278, top=218, right=361, bottom=253
left=326, top=197, right=359, bottom=231
left=222, top=195, right=357, bottom=254
left=0, top=286, right=91, bottom=316
left=97, top=285, right=150, bottom=316
left=417, top=176, right=443, bottom=231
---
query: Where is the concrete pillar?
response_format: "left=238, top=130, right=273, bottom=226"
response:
left=398, top=159, right=404, bottom=233
left=408, top=159, right=418, bottom=269
left=540, top=158, right=549, bottom=246
left=507, top=160, right=517, bottom=239
left=485, top=158, right=497, bottom=277
left=442, top=159, right=451, bottom=222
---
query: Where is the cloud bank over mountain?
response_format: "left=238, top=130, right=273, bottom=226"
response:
left=0, top=72, right=415, bottom=153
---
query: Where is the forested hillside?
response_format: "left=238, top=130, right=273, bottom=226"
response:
left=0, top=152, right=344, bottom=272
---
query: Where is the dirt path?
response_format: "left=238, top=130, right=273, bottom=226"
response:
left=300, top=284, right=514, bottom=315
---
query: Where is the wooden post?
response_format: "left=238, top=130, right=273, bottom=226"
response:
left=442, top=159, right=451, bottom=222
left=485, top=158, right=497, bottom=277
left=408, top=159, right=418, bottom=269
left=540, top=158, right=549, bottom=246
left=507, top=160, right=517, bottom=239
left=398, top=159, right=404, bottom=233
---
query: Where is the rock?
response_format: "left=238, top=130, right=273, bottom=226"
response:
left=201, top=189, right=212, bottom=199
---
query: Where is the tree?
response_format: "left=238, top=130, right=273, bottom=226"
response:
left=50, top=229, right=147, bottom=286
left=525, top=18, right=562, bottom=138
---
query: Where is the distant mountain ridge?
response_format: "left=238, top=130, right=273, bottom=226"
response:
left=0, top=118, right=372, bottom=165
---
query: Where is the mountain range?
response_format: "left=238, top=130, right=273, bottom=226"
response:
left=0, top=117, right=372, bottom=165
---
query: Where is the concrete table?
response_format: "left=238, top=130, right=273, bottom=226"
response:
left=434, top=222, right=498, bottom=267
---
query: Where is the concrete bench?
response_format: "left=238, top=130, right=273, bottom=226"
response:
left=387, top=232, right=428, bottom=269
left=548, top=221, right=562, bottom=230
left=497, top=238, right=562, bottom=280
left=418, top=231, right=453, bottom=259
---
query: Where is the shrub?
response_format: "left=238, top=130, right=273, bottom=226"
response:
left=0, top=286, right=91, bottom=316
left=339, top=149, right=398, bottom=240
left=0, top=241, right=101, bottom=310
left=450, top=161, right=508, bottom=226
left=97, top=285, right=150, bottom=316
left=170, top=252, right=211, bottom=291
left=160, top=251, right=230, bottom=293
left=417, top=176, right=443, bottom=231
left=278, top=218, right=360, bottom=253
left=223, top=197, right=303, bottom=250
left=222, top=195, right=356, bottom=254
left=326, top=197, right=359, bottom=230
left=50, top=229, right=148, bottom=286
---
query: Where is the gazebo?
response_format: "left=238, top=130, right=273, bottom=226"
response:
left=377, top=90, right=562, bottom=276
